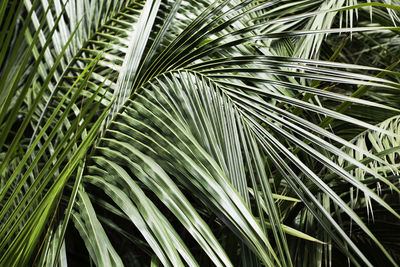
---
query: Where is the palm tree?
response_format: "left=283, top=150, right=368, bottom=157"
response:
left=1, top=0, right=400, bottom=266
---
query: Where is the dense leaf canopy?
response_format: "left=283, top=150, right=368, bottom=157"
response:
left=1, top=0, right=400, bottom=266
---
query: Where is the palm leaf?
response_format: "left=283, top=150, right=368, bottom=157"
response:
left=1, top=1, right=400, bottom=266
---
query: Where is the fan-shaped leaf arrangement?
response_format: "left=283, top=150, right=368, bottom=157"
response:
left=1, top=0, right=400, bottom=266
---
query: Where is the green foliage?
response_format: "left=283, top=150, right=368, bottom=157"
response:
left=1, top=0, right=400, bottom=266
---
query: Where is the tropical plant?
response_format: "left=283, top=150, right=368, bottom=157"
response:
left=1, top=0, right=400, bottom=266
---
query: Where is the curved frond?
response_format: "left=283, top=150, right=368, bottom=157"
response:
left=1, top=0, right=400, bottom=266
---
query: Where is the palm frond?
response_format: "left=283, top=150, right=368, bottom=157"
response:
left=1, top=0, right=400, bottom=266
